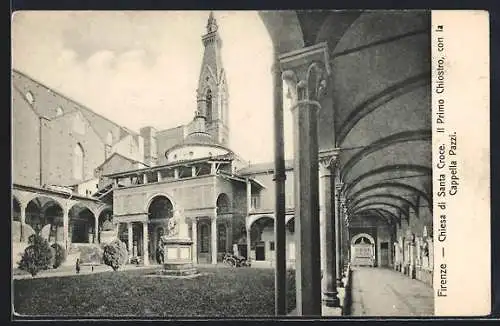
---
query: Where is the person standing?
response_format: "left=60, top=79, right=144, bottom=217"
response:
left=76, top=258, right=81, bottom=274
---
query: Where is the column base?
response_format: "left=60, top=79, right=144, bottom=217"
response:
left=322, top=291, right=340, bottom=307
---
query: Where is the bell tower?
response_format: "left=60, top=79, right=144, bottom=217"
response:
left=195, top=11, right=230, bottom=146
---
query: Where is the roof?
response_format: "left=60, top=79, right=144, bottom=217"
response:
left=12, top=69, right=139, bottom=141
left=96, top=152, right=149, bottom=170
left=237, top=160, right=294, bottom=175
left=103, top=152, right=235, bottom=178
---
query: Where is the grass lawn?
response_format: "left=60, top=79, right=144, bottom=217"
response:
left=14, top=266, right=296, bottom=317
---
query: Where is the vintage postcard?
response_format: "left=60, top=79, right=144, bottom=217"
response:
left=11, top=10, right=490, bottom=318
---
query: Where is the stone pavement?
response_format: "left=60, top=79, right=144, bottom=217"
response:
left=350, top=266, right=434, bottom=316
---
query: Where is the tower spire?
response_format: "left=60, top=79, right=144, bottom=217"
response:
left=206, top=11, right=218, bottom=34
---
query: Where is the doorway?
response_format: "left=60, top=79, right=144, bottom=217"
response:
left=255, top=241, right=265, bottom=261
left=380, top=242, right=389, bottom=267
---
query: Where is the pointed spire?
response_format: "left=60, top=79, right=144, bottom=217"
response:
left=206, top=11, right=218, bottom=33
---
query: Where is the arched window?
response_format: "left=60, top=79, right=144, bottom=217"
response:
left=73, top=143, right=84, bottom=180
left=206, top=89, right=212, bottom=121
left=56, top=107, right=64, bottom=117
left=216, top=193, right=230, bottom=214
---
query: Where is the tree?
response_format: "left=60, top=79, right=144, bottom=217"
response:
left=18, top=234, right=53, bottom=277
left=102, top=239, right=128, bottom=271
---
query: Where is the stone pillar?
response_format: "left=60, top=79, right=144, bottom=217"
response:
left=246, top=179, right=252, bottom=212
left=157, top=171, right=162, bottom=182
left=211, top=215, right=217, bottom=264
left=192, top=166, right=196, bottom=177
left=318, top=169, right=326, bottom=281
left=211, top=163, right=216, bottom=175
left=192, top=219, right=198, bottom=264
left=174, top=168, right=179, bottom=179
left=246, top=224, right=251, bottom=261
left=334, top=181, right=344, bottom=287
left=63, top=205, right=69, bottom=251
left=113, top=178, right=118, bottom=188
left=143, top=222, right=149, bottom=266
left=128, top=223, right=133, bottom=255
left=19, top=202, right=26, bottom=242
left=94, top=215, right=99, bottom=244
left=280, top=42, right=330, bottom=316
left=319, top=153, right=340, bottom=307
left=143, top=173, right=148, bottom=184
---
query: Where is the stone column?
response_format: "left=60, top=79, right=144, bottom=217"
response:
left=143, top=173, right=148, bottom=184
left=174, top=168, right=179, bottom=179
left=318, top=169, right=326, bottom=281
left=319, top=152, right=340, bottom=307
left=246, top=179, right=252, bottom=212
left=128, top=222, right=133, bottom=255
left=143, top=222, right=149, bottom=266
left=192, top=219, right=198, bottom=264
left=94, top=215, right=99, bottom=244
left=280, top=42, right=330, bottom=316
left=211, top=163, right=216, bottom=175
left=211, top=214, right=217, bottom=264
left=246, top=224, right=251, bottom=261
left=334, top=181, right=344, bottom=287
left=63, top=205, right=69, bottom=251
left=157, top=171, right=162, bottom=182
left=192, top=166, right=196, bottom=177
left=19, top=202, right=26, bottom=242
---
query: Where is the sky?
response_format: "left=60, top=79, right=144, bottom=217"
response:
left=12, top=11, right=294, bottom=164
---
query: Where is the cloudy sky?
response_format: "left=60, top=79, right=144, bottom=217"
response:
left=12, top=11, right=294, bottom=164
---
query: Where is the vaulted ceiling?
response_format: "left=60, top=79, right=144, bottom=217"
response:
left=259, top=10, right=432, bottom=228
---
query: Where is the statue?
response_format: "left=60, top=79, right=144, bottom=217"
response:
left=166, top=217, right=179, bottom=237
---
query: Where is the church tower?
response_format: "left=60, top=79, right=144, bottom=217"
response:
left=195, top=11, right=230, bottom=146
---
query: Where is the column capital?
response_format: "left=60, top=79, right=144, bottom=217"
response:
left=318, top=148, right=340, bottom=171
left=279, top=42, right=330, bottom=106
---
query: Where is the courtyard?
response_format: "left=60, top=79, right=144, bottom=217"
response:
left=13, top=265, right=296, bottom=317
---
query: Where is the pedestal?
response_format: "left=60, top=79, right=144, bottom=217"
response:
left=157, top=221, right=198, bottom=276
left=160, top=237, right=198, bottom=276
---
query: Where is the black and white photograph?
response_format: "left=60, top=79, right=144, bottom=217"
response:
left=11, top=10, right=490, bottom=318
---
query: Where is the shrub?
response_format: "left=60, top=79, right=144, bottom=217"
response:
left=18, top=234, right=53, bottom=276
left=79, top=244, right=103, bottom=265
left=102, top=239, right=128, bottom=271
left=50, top=243, right=66, bottom=268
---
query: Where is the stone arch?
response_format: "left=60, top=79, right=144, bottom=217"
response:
left=216, top=193, right=230, bottom=214
left=25, top=196, right=64, bottom=243
left=248, top=215, right=274, bottom=258
left=147, top=195, right=174, bottom=220
left=351, top=232, right=375, bottom=246
left=144, top=193, right=176, bottom=214
left=69, top=203, right=96, bottom=244
left=97, top=206, right=113, bottom=243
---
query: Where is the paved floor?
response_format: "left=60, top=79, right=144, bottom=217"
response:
left=350, top=267, right=434, bottom=316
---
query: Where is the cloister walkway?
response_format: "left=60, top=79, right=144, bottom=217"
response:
left=350, top=266, right=434, bottom=316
